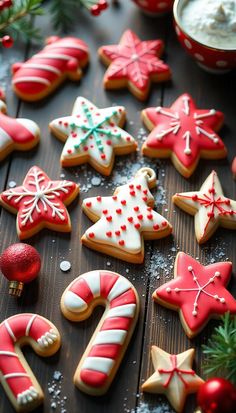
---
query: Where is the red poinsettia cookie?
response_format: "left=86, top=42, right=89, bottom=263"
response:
left=0, top=166, right=79, bottom=239
left=98, top=29, right=171, bottom=101
left=142, top=93, right=226, bottom=177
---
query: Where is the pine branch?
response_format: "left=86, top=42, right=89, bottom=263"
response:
left=49, top=0, right=82, bottom=32
left=202, top=313, right=236, bottom=384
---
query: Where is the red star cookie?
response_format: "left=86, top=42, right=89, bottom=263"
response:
left=142, top=346, right=204, bottom=413
left=172, top=170, right=236, bottom=243
left=0, top=98, right=40, bottom=162
left=153, top=252, right=236, bottom=338
left=98, top=29, right=171, bottom=101
left=81, top=168, right=172, bottom=263
left=0, top=166, right=79, bottom=239
left=142, top=93, right=226, bottom=177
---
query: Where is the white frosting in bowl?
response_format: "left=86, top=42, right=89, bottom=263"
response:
left=180, top=0, right=236, bottom=49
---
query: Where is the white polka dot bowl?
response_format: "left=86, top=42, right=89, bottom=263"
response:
left=132, top=0, right=174, bottom=16
left=173, top=0, right=236, bottom=73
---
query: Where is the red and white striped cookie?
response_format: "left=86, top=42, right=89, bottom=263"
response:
left=61, top=270, right=140, bottom=396
left=0, top=98, right=40, bottom=162
left=12, top=36, right=89, bottom=101
left=0, top=314, right=61, bottom=412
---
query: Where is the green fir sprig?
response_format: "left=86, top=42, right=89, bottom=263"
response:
left=49, top=0, right=82, bottom=32
left=202, top=313, right=236, bottom=384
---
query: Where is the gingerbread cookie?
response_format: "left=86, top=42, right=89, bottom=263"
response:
left=0, top=97, right=40, bottom=162
left=172, top=170, right=236, bottom=243
left=0, top=313, right=61, bottom=412
left=142, top=346, right=204, bottom=413
left=142, top=93, right=226, bottom=178
left=12, top=36, right=89, bottom=101
left=232, top=157, right=236, bottom=179
left=153, top=252, right=236, bottom=338
left=0, top=166, right=79, bottom=239
left=49, top=96, right=137, bottom=174
left=61, top=270, right=140, bottom=395
left=81, top=168, right=172, bottom=263
left=98, top=29, right=171, bottom=101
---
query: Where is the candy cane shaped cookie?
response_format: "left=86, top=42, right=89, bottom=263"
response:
left=61, top=270, right=140, bottom=396
left=0, top=314, right=61, bottom=412
left=12, top=36, right=89, bottom=101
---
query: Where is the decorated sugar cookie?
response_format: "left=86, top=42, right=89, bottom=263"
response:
left=153, top=252, right=236, bottom=338
left=98, top=29, right=171, bottom=101
left=232, top=157, right=236, bottom=179
left=49, top=96, right=137, bottom=174
left=81, top=168, right=172, bottom=263
left=142, top=93, right=226, bottom=178
left=0, top=166, right=79, bottom=240
left=172, top=170, right=236, bottom=243
left=0, top=313, right=61, bottom=412
left=12, top=36, right=89, bottom=101
left=0, top=97, right=40, bottom=162
left=142, top=346, right=204, bottom=413
left=61, top=270, right=140, bottom=395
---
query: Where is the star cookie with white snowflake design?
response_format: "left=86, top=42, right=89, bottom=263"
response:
left=81, top=168, right=172, bottom=263
left=0, top=97, right=40, bottom=162
left=153, top=252, right=236, bottom=338
left=0, top=166, right=79, bottom=239
left=49, top=96, right=137, bottom=175
left=98, top=29, right=171, bottom=101
left=142, top=346, right=204, bottom=413
left=172, top=170, right=236, bottom=243
left=142, top=93, right=226, bottom=177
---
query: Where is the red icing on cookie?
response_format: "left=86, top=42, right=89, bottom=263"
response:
left=0, top=166, right=79, bottom=239
left=153, top=252, right=236, bottom=337
left=80, top=370, right=107, bottom=388
left=142, top=93, right=226, bottom=175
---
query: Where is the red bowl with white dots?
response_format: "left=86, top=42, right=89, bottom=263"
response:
left=173, top=0, right=236, bottom=73
left=132, top=0, right=174, bottom=16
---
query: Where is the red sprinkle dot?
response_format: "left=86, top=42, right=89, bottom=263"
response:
left=137, top=214, right=143, bottom=220
left=121, top=200, right=126, bottom=205
left=106, top=140, right=112, bottom=145
left=89, top=232, right=95, bottom=238
left=101, top=154, right=106, bottom=160
left=130, top=191, right=136, bottom=196
left=116, top=209, right=122, bottom=214
left=153, top=224, right=159, bottom=230
left=119, top=240, right=125, bottom=246
left=129, top=184, right=134, bottom=189
left=136, top=185, right=141, bottom=190
left=86, top=202, right=92, bottom=207
left=225, top=199, right=230, bottom=205
left=209, top=188, right=216, bottom=194
left=134, top=206, right=139, bottom=212
left=112, top=196, right=117, bottom=201
left=135, top=223, right=141, bottom=229
left=147, top=214, right=153, bottom=220
left=106, top=231, right=112, bottom=237
left=147, top=207, right=152, bottom=211
left=126, top=137, right=131, bottom=141
left=142, top=197, right=148, bottom=202
left=115, top=230, right=121, bottom=236
left=192, top=195, right=198, bottom=201
left=106, top=216, right=112, bottom=222
left=103, top=210, right=108, bottom=215
left=143, top=189, right=148, bottom=195
left=83, top=146, right=88, bottom=151
left=162, top=221, right=167, bottom=227
left=128, top=217, right=133, bottom=223
left=121, top=225, right=126, bottom=231
left=97, top=196, right=102, bottom=202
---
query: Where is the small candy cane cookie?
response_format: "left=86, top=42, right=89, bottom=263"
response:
left=81, top=168, right=172, bottom=263
left=0, top=97, right=39, bottom=162
left=12, top=36, right=89, bottom=101
left=0, top=313, right=61, bottom=412
left=98, top=29, right=171, bottom=101
left=142, top=346, right=204, bottom=413
left=172, top=170, right=236, bottom=243
left=61, top=270, right=139, bottom=395
left=142, top=93, right=226, bottom=178
left=0, top=166, right=79, bottom=239
left=49, top=96, right=137, bottom=174
left=153, top=252, right=236, bottom=338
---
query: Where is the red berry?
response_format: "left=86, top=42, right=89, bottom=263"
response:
left=0, top=1, right=5, bottom=11
left=4, top=0, right=13, bottom=8
left=90, top=5, right=100, bottom=16
left=2, top=35, right=13, bottom=48
left=99, top=0, right=108, bottom=10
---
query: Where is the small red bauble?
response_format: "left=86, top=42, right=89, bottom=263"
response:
left=2, top=35, right=14, bottom=48
left=0, top=243, right=41, bottom=296
left=90, top=4, right=100, bottom=15
left=197, top=378, right=236, bottom=413
left=99, top=0, right=108, bottom=10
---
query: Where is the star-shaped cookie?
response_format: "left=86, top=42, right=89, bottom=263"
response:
left=153, top=252, right=236, bottom=338
left=0, top=166, right=79, bottom=239
left=142, top=93, right=226, bottom=177
left=142, top=346, right=204, bottom=413
left=172, top=170, right=236, bottom=243
left=0, top=98, right=40, bottom=162
left=49, top=96, right=137, bottom=175
left=81, top=168, right=172, bottom=263
left=98, top=29, right=171, bottom=101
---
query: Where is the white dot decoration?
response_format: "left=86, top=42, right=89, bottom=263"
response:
left=188, top=266, right=193, bottom=271
left=184, top=39, right=192, bottom=49
left=60, top=261, right=71, bottom=272
left=194, top=53, right=204, bottom=62
left=216, top=60, right=228, bottom=67
left=215, top=271, right=221, bottom=277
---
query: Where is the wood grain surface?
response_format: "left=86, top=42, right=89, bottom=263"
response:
left=0, top=2, right=235, bottom=413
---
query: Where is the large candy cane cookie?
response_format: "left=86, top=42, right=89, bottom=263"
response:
left=0, top=98, right=40, bottom=162
left=12, top=36, right=89, bottom=101
left=61, top=270, right=140, bottom=396
left=81, top=168, right=172, bottom=263
left=0, top=314, right=61, bottom=412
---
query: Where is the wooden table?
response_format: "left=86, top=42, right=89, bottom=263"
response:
left=0, top=2, right=235, bottom=412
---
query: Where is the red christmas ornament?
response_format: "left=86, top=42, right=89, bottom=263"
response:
left=99, top=0, right=108, bottom=10
left=1, top=35, right=14, bottom=48
left=197, top=378, right=236, bottom=413
left=0, top=243, right=41, bottom=297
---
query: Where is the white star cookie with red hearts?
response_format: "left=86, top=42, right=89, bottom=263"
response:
left=142, top=346, right=204, bottom=413
left=49, top=97, right=137, bottom=175
left=81, top=168, right=172, bottom=263
left=172, top=170, right=236, bottom=243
